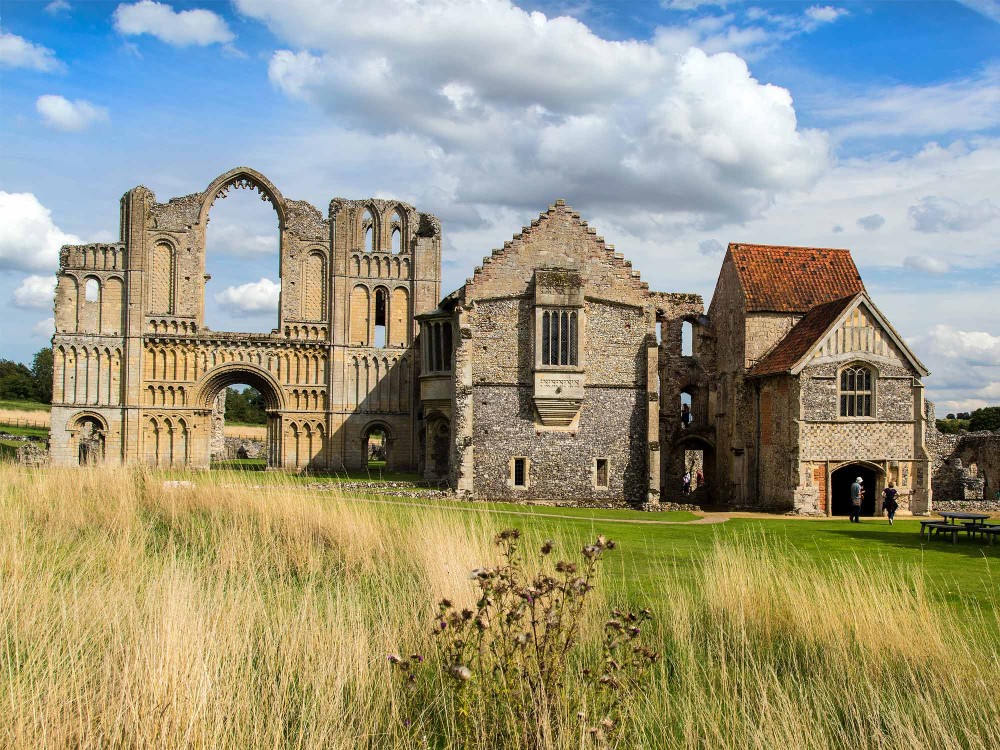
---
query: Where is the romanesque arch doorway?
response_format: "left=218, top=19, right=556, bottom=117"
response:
left=190, top=364, right=287, bottom=470
left=831, top=463, right=882, bottom=517
left=673, top=434, right=716, bottom=505
left=73, top=414, right=106, bottom=465
left=362, top=421, right=393, bottom=476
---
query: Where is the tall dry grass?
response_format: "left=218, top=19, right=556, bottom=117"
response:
left=0, top=464, right=997, bottom=749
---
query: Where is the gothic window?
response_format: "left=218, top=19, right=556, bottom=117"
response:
left=839, top=364, right=874, bottom=418
left=540, top=309, right=578, bottom=367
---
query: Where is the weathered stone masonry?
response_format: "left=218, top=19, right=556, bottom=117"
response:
left=51, top=170, right=947, bottom=514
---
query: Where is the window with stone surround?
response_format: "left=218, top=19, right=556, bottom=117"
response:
left=540, top=309, right=578, bottom=366
left=595, top=457, right=609, bottom=489
left=512, top=457, right=528, bottom=488
left=839, top=364, right=874, bottom=418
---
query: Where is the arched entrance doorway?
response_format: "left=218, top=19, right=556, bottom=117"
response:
left=72, top=414, right=107, bottom=465
left=668, top=434, right=716, bottom=505
left=362, top=421, right=393, bottom=476
left=190, top=364, right=287, bottom=470
left=831, top=463, right=882, bottom=517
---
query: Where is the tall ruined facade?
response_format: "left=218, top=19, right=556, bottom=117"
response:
left=50, top=167, right=441, bottom=470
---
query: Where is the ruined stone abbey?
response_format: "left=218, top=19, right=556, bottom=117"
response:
left=50, top=167, right=936, bottom=514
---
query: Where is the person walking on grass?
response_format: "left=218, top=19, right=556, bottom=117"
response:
left=882, top=481, right=899, bottom=525
left=849, top=476, right=864, bottom=523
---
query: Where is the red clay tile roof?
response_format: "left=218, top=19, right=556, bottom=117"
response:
left=750, top=294, right=859, bottom=377
left=729, top=244, right=865, bottom=313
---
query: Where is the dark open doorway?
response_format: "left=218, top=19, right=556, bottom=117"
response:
left=831, top=464, right=879, bottom=516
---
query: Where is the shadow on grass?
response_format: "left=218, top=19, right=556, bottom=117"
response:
left=827, top=526, right=1000, bottom=559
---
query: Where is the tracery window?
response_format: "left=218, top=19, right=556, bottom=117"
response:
left=540, top=309, right=578, bottom=366
left=839, top=365, right=874, bottom=418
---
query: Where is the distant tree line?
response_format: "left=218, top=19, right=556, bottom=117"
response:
left=224, top=386, right=267, bottom=424
left=0, top=348, right=53, bottom=403
left=937, top=407, right=1000, bottom=434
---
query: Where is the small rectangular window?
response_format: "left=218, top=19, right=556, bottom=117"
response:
left=513, top=457, right=527, bottom=488
left=595, top=458, right=609, bottom=489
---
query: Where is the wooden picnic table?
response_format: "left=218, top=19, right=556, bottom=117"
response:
left=937, top=511, right=990, bottom=526
left=921, top=512, right=996, bottom=544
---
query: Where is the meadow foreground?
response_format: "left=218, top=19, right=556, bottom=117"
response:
left=1, top=465, right=998, bottom=749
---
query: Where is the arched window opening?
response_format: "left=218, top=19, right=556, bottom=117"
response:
left=205, top=180, right=280, bottom=333
left=656, top=320, right=663, bottom=345
left=839, top=365, right=874, bottom=418
left=362, top=208, right=376, bottom=252
left=390, top=208, right=404, bottom=254
left=680, top=390, right=693, bottom=429
left=85, top=278, right=100, bottom=302
left=374, top=289, right=388, bottom=348
left=682, top=320, right=694, bottom=357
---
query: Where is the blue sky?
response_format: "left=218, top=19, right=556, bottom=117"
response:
left=1, top=0, right=998, bottom=411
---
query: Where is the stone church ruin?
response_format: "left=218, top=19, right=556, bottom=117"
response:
left=50, top=167, right=940, bottom=514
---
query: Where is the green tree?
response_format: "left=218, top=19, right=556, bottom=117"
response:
left=31, top=347, right=53, bottom=403
left=0, top=360, right=37, bottom=401
left=224, top=386, right=266, bottom=424
left=968, top=406, right=1000, bottom=432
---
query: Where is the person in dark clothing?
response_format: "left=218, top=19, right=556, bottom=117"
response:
left=882, top=481, right=899, bottom=525
left=849, top=477, right=864, bottom=523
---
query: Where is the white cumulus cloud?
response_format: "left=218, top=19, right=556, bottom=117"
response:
left=45, top=0, right=72, bottom=15
left=908, top=195, right=1000, bottom=233
left=919, top=325, right=1000, bottom=367
left=903, top=255, right=950, bottom=274
left=32, top=318, right=55, bottom=338
left=208, top=223, right=279, bottom=257
left=241, top=0, right=829, bottom=228
left=0, top=31, right=63, bottom=71
left=698, top=238, right=724, bottom=255
left=113, top=0, right=234, bottom=47
left=13, top=275, right=57, bottom=309
left=214, top=278, right=280, bottom=315
left=0, top=192, right=80, bottom=272
left=36, top=95, right=108, bottom=131
left=856, top=213, right=885, bottom=231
